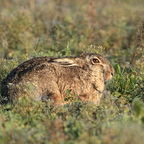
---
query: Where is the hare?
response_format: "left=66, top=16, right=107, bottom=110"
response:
left=1, top=53, right=115, bottom=105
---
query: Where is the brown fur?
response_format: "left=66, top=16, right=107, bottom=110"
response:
left=1, top=53, right=115, bottom=105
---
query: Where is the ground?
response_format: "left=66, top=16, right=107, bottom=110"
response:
left=0, top=0, right=144, bottom=143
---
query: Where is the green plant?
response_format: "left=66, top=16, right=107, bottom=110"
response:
left=0, top=0, right=144, bottom=143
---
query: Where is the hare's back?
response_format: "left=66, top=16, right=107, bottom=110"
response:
left=2, top=56, right=53, bottom=85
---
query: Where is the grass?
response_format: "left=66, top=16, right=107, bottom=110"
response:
left=0, top=0, right=144, bottom=143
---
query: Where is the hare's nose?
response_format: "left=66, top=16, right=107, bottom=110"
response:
left=111, top=72, right=114, bottom=76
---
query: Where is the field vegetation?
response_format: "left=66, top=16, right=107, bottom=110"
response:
left=0, top=0, right=144, bottom=143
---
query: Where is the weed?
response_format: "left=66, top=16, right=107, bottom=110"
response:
left=0, top=0, right=144, bottom=143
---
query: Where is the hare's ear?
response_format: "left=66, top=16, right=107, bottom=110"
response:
left=50, top=58, right=83, bottom=67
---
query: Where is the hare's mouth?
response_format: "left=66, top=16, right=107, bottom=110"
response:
left=104, top=71, right=114, bottom=81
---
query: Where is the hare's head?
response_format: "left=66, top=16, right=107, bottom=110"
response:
left=50, top=53, right=115, bottom=81
left=78, top=53, right=115, bottom=81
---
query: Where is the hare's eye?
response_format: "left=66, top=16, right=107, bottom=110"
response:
left=93, top=58, right=100, bottom=63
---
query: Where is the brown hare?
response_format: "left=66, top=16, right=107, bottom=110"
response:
left=1, top=53, right=115, bottom=105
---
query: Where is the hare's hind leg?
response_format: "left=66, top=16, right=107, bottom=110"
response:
left=47, top=92, right=63, bottom=104
left=40, top=83, right=64, bottom=104
left=41, top=91, right=61, bottom=104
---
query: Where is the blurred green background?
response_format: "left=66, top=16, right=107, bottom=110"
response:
left=0, top=0, right=144, bottom=143
left=0, top=0, right=143, bottom=65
